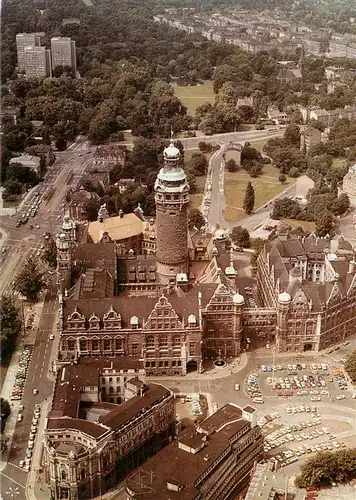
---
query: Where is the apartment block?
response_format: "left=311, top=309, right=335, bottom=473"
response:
left=16, top=33, right=40, bottom=71
left=24, top=46, right=52, bottom=78
left=51, top=37, right=77, bottom=73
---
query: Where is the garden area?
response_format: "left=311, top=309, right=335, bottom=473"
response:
left=224, top=164, right=294, bottom=222
left=174, top=82, right=215, bottom=115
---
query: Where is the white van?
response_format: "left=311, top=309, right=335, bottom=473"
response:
left=253, top=397, right=264, bottom=404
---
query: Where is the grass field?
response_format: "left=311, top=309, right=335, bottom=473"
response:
left=248, top=138, right=269, bottom=152
left=174, top=83, right=215, bottom=115
left=332, top=157, right=348, bottom=170
left=224, top=164, right=293, bottom=223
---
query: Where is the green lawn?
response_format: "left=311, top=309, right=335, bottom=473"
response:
left=174, top=83, right=215, bottom=115
left=248, top=138, right=269, bottom=152
left=224, top=164, right=294, bottom=223
left=332, top=157, right=348, bottom=170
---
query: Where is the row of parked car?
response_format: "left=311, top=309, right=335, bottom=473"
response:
left=19, top=404, right=41, bottom=472
left=11, top=348, right=32, bottom=401
left=270, top=439, right=347, bottom=469
left=246, top=374, right=264, bottom=404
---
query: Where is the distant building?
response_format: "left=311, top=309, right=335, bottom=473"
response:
left=9, top=154, right=41, bottom=175
left=343, top=164, right=356, bottom=197
left=24, top=46, right=51, bottom=78
left=300, top=126, right=322, bottom=153
left=1, top=107, right=20, bottom=125
left=44, top=359, right=176, bottom=500
left=16, top=33, right=40, bottom=71
left=125, top=403, right=263, bottom=500
left=25, top=145, right=55, bottom=166
left=51, top=37, right=77, bottom=73
left=68, top=187, right=100, bottom=221
left=276, top=67, right=302, bottom=85
left=267, top=107, right=289, bottom=124
left=295, top=174, right=315, bottom=200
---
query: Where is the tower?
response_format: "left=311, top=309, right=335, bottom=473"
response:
left=56, top=233, right=71, bottom=292
left=155, top=141, right=189, bottom=284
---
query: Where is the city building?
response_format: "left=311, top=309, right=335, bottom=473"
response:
left=257, top=232, right=356, bottom=352
left=24, top=45, right=51, bottom=78
left=16, top=33, right=40, bottom=71
left=300, top=126, right=322, bottom=153
left=9, top=154, right=41, bottom=175
left=51, top=37, right=77, bottom=73
left=44, top=358, right=176, bottom=499
left=245, top=462, right=305, bottom=500
left=342, top=164, right=356, bottom=197
left=68, top=187, right=100, bottom=221
left=55, top=142, right=356, bottom=377
left=125, top=403, right=263, bottom=500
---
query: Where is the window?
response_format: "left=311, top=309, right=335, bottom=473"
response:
left=68, top=340, right=75, bottom=351
left=92, top=339, right=99, bottom=351
left=159, top=336, right=168, bottom=347
left=146, top=336, right=155, bottom=348
left=103, top=339, right=111, bottom=350
left=132, top=343, right=139, bottom=356
left=115, top=338, right=123, bottom=350
left=61, top=469, right=67, bottom=481
left=172, top=335, right=181, bottom=347
left=79, top=340, right=87, bottom=351
left=189, top=342, right=195, bottom=356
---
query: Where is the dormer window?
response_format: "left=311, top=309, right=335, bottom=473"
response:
left=89, top=314, right=100, bottom=330
left=188, top=314, right=197, bottom=327
left=130, top=316, right=139, bottom=329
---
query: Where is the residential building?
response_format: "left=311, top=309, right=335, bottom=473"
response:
left=44, top=359, right=176, bottom=499
left=24, top=45, right=51, bottom=78
left=51, top=37, right=77, bottom=73
left=343, top=164, right=356, bottom=197
left=9, top=154, right=41, bottom=175
left=267, top=107, right=289, bottom=124
left=125, top=403, right=263, bottom=500
left=16, top=33, right=40, bottom=71
left=276, top=67, right=302, bottom=85
left=300, top=126, right=322, bottom=153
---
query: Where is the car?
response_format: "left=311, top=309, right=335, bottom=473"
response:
left=19, top=459, right=25, bottom=468
left=336, top=395, right=346, bottom=400
left=17, top=414, right=23, bottom=422
left=19, top=404, right=24, bottom=411
left=28, top=441, right=34, bottom=449
left=33, top=389, right=38, bottom=395
left=31, top=425, right=37, bottom=433
left=234, top=383, right=240, bottom=391
left=50, top=333, right=54, bottom=340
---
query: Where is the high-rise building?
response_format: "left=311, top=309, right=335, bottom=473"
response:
left=16, top=33, right=40, bottom=71
left=154, top=142, right=190, bottom=283
left=24, top=46, right=52, bottom=78
left=50, top=37, right=77, bottom=74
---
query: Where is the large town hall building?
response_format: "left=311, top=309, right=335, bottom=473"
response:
left=55, top=142, right=356, bottom=376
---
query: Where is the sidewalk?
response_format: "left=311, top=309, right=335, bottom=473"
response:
left=0, top=344, right=23, bottom=472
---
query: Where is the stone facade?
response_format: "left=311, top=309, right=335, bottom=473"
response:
left=44, top=360, right=176, bottom=500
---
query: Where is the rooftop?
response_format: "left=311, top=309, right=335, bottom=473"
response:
left=88, top=213, right=144, bottom=243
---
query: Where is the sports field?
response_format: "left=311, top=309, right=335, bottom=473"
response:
left=174, top=83, right=215, bottom=115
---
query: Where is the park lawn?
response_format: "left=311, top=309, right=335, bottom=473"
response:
left=224, top=164, right=294, bottom=223
left=174, top=83, right=215, bottom=115
left=184, top=148, right=212, bottom=165
left=281, top=218, right=316, bottom=232
left=332, top=157, right=348, bottom=170
left=249, top=138, right=269, bottom=152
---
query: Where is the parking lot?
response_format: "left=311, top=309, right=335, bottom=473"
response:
left=257, top=405, right=355, bottom=471
left=17, top=403, right=41, bottom=473
left=245, top=359, right=355, bottom=405
left=11, top=348, right=32, bottom=401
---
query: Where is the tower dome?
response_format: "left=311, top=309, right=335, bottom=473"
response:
left=278, top=291, right=291, bottom=304
left=163, top=140, right=181, bottom=160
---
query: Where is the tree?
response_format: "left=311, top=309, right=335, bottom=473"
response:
left=278, top=174, right=287, bottom=184
left=188, top=209, right=205, bottom=230
left=315, top=210, right=334, bottom=237
left=1, top=398, right=11, bottom=432
left=243, top=182, right=255, bottom=215
left=13, top=258, right=47, bottom=302
left=0, top=296, right=22, bottom=361
left=295, top=449, right=356, bottom=488
left=84, top=198, right=101, bottom=221
left=345, top=351, right=356, bottom=384
left=188, top=153, right=208, bottom=176
left=42, top=235, right=57, bottom=268
left=284, top=124, right=301, bottom=147
left=231, top=226, right=250, bottom=248
left=226, top=158, right=238, bottom=172
left=271, top=198, right=300, bottom=219
left=198, top=141, right=212, bottom=153
left=55, top=138, right=67, bottom=151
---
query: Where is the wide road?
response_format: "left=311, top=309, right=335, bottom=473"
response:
left=180, top=129, right=283, bottom=150
left=0, top=284, right=58, bottom=499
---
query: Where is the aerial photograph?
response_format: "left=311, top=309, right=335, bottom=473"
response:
left=1, top=0, right=356, bottom=498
